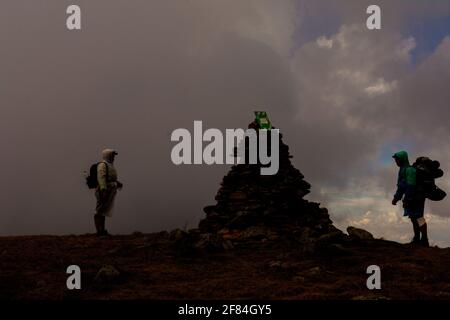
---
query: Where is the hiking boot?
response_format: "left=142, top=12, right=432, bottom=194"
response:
left=96, top=230, right=111, bottom=238
left=420, top=238, right=429, bottom=247
left=409, top=237, right=420, bottom=245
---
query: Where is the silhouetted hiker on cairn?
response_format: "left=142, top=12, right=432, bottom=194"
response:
left=87, top=149, right=123, bottom=237
left=392, top=151, right=429, bottom=247
left=249, top=111, right=272, bottom=130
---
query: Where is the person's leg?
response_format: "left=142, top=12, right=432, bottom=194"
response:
left=94, top=214, right=103, bottom=235
left=100, top=215, right=109, bottom=236
left=418, top=199, right=429, bottom=247
left=95, top=189, right=112, bottom=236
left=420, top=222, right=428, bottom=240
left=419, top=218, right=429, bottom=247
left=99, top=188, right=116, bottom=236
left=95, top=189, right=105, bottom=235
left=410, top=218, right=420, bottom=244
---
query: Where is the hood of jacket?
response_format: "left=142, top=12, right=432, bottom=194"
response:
left=102, top=149, right=118, bottom=163
left=393, top=150, right=410, bottom=167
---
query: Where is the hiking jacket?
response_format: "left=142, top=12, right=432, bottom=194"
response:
left=393, top=151, right=416, bottom=204
left=97, top=149, right=120, bottom=191
left=97, top=161, right=118, bottom=191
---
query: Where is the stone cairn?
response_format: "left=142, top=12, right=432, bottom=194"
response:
left=194, top=121, right=344, bottom=247
left=168, top=119, right=346, bottom=254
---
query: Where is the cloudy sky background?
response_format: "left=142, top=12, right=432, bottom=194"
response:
left=1, top=0, right=450, bottom=246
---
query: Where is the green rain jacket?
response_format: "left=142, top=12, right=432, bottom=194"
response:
left=393, top=151, right=416, bottom=204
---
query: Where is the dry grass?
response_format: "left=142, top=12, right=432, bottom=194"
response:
left=1, top=233, right=449, bottom=300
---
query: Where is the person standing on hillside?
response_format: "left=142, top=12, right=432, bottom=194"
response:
left=94, top=149, right=123, bottom=237
left=392, top=151, right=429, bottom=247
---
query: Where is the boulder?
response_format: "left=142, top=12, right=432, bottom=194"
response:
left=94, top=265, right=120, bottom=283
left=347, top=226, right=374, bottom=240
left=169, top=229, right=188, bottom=242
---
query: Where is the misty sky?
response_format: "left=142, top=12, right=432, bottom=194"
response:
left=1, top=0, right=450, bottom=246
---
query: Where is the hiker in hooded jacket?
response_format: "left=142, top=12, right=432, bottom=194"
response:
left=392, top=151, right=429, bottom=247
left=94, top=149, right=123, bottom=237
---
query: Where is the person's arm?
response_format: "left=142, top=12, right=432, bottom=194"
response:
left=97, top=162, right=108, bottom=191
left=393, top=171, right=406, bottom=204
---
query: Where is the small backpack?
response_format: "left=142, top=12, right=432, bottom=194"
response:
left=86, top=162, right=108, bottom=189
left=413, top=157, right=446, bottom=201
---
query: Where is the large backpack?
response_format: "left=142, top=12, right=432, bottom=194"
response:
left=86, top=162, right=108, bottom=189
left=412, top=157, right=446, bottom=201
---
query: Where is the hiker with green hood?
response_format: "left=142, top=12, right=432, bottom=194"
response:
left=392, top=151, right=429, bottom=247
